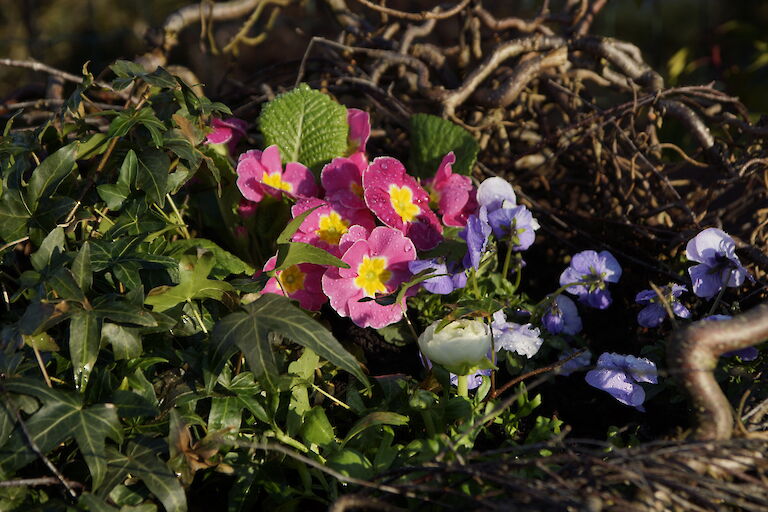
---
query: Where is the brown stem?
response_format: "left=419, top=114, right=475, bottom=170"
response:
left=667, top=302, right=768, bottom=440
left=351, top=0, right=471, bottom=21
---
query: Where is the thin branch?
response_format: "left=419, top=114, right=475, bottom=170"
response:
left=351, top=0, right=471, bottom=21
left=490, top=350, right=586, bottom=399
left=0, top=58, right=118, bottom=94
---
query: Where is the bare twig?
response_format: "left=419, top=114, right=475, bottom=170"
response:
left=351, top=0, right=471, bottom=21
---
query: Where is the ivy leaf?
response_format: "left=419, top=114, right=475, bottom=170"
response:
left=118, top=149, right=138, bottom=187
left=409, top=113, right=479, bottom=178
left=100, top=440, right=187, bottom=512
left=0, top=188, right=31, bottom=243
left=135, top=148, right=170, bottom=206
left=1, top=379, right=122, bottom=491
left=72, top=241, right=92, bottom=293
left=26, top=142, right=79, bottom=210
left=207, top=396, right=242, bottom=433
left=166, top=238, right=254, bottom=279
left=145, top=251, right=235, bottom=312
left=30, top=226, right=65, bottom=271
left=259, top=83, right=348, bottom=171
left=97, top=183, right=130, bottom=210
left=70, top=310, right=101, bottom=390
left=48, top=267, right=86, bottom=303
left=101, top=322, right=142, bottom=360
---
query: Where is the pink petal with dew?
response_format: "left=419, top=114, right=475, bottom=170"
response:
left=339, top=225, right=370, bottom=254
left=236, top=150, right=268, bottom=202
left=291, top=198, right=375, bottom=256
left=347, top=108, right=370, bottom=153
left=322, top=267, right=363, bottom=317
left=322, top=157, right=366, bottom=210
left=206, top=119, right=235, bottom=144
left=260, top=145, right=284, bottom=175
left=282, top=161, right=318, bottom=198
left=367, top=226, right=417, bottom=265
left=441, top=186, right=477, bottom=227
left=347, top=296, right=404, bottom=329
left=431, top=152, right=457, bottom=190
left=338, top=239, right=370, bottom=279
left=348, top=152, right=368, bottom=173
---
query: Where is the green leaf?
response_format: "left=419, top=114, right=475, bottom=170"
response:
left=136, top=148, right=170, bottom=206
left=341, top=412, right=409, bottom=447
left=326, top=448, right=374, bottom=480
left=409, top=113, right=479, bottom=178
left=246, top=295, right=368, bottom=386
left=167, top=238, right=254, bottom=278
left=72, top=241, right=93, bottom=293
left=69, top=310, right=101, bottom=390
left=300, top=406, right=335, bottom=448
left=208, top=396, right=242, bottom=433
left=97, top=183, right=130, bottom=210
left=210, top=308, right=278, bottom=390
left=276, top=205, right=318, bottom=244
left=0, top=188, right=30, bottom=243
left=92, top=298, right=158, bottom=327
left=102, top=441, right=187, bottom=512
left=274, top=241, right=348, bottom=272
left=258, top=83, right=348, bottom=170
left=101, top=322, right=142, bottom=360
left=48, top=267, right=86, bottom=302
left=30, top=226, right=65, bottom=271
left=1, top=379, right=122, bottom=490
left=26, top=142, right=79, bottom=209
left=145, top=251, right=235, bottom=312
left=111, top=390, right=158, bottom=418
left=22, top=332, right=59, bottom=352
left=118, top=149, right=138, bottom=187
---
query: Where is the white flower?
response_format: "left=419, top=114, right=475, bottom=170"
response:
left=492, top=310, right=543, bottom=358
left=418, top=319, right=492, bottom=375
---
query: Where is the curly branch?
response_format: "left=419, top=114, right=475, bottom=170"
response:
left=668, top=302, right=768, bottom=440
left=351, top=0, right=471, bottom=21
left=474, top=2, right=555, bottom=35
left=572, top=36, right=664, bottom=90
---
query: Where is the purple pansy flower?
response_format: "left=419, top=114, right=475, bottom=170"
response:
left=585, top=352, right=657, bottom=410
left=542, top=295, right=583, bottom=335
left=477, top=177, right=516, bottom=213
left=705, top=315, right=759, bottom=361
left=487, top=205, right=539, bottom=251
left=635, top=284, right=690, bottom=328
left=408, top=258, right=467, bottom=295
left=559, top=250, right=622, bottom=309
left=460, top=206, right=492, bottom=269
left=557, top=348, right=592, bottom=376
left=492, top=310, right=543, bottom=358
left=686, top=228, right=749, bottom=298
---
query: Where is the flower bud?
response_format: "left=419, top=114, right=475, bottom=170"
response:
left=418, top=319, right=492, bottom=375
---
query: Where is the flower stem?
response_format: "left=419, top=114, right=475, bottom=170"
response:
left=457, top=374, right=469, bottom=398
left=502, top=238, right=514, bottom=279
left=706, top=273, right=731, bottom=316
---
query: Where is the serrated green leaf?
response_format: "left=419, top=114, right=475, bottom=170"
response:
left=26, top=142, right=79, bottom=209
left=259, top=83, right=348, bottom=170
left=72, top=242, right=93, bottom=293
left=69, top=310, right=101, bottom=390
left=341, top=412, right=409, bottom=447
left=101, top=322, right=142, bottom=360
left=244, top=295, right=368, bottom=386
left=409, top=113, right=479, bottom=178
left=136, top=148, right=170, bottom=206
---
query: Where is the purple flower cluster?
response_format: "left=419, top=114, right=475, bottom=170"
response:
left=585, top=353, right=658, bottom=409
left=635, top=284, right=690, bottom=328
left=542, top=295, right=583, bottom=335
left=559, top=250, right=622, bottom=309
left=686, top=228, right=749, bottom=298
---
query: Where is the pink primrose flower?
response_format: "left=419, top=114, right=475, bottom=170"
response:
left=322, top=226, right=417, bottom=328
left=321, top=157, right=368, bottom=210
left=236, top=145, right=318, bottom=204
left=238, top=198, right=258, bottom=218
left=426, top=152, right=477, bottom=227
left=347, top=108, right=370, bottom=154
left=206, top=117, right=248, bottom=153
left=291, top=197, right=376, bottom=257
left=363, top=157, right=443, bottom=251
left=262, top=256, right=327, bottom=311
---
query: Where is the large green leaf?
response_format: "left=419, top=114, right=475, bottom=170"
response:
left=341, top=412, right=409, bottom=447
left=212, top=295, right=368, bottom=387
left=30, top=226, right=65, bottom=271
left=101, top=322, right=142, bottom=360
left=409, top=113, right=479, bottom=178
left=101, top=440, right=187, bottom=512
left=1, top=379, right=122, bottom=491
left=136, top=148, right=170, bottom=206
left=167, top=238, right=254, bottom=279
left=145, top=251, right=235, bottom=312
left=258, top=83, right=348, bottom=170
left=0, top=188, right=30, bottom=243
left=72, top=241, right=93, bottom=293
left=26, top=142, right=79, bottom=209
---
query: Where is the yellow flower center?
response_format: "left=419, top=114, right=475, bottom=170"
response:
left=278, top=265, right=305, bottom=294
left=388, top=184, right=420, bottom=223
left=316, top=211, right=349, bottom=245
left=262, top=172, right=293, bottom=192
left=354, top=256, right=391, bottom=297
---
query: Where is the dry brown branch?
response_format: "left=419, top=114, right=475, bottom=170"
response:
left=668, top=302, right=768, bottom=440
left=572, top=0, right=608, bottom=37
left=474, top=2, right=554, bottom=35
left=351, top=0, right=471, bottom=21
